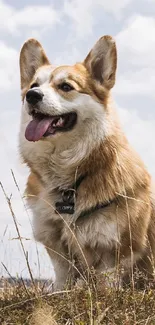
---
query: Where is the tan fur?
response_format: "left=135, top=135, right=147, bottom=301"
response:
left=19, top=36, right=155, bottom=290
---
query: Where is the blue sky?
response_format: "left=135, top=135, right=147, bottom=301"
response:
left=0, top=0, right=155, bottom=280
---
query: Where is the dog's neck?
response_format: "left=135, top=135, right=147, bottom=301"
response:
left=20, top=106, right=150, bottom=199
left=26, top=131, right=123, bottom=192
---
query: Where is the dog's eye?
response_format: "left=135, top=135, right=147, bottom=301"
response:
left=30, top=83, right=39, bottom=89
left=58, top=82, right=74, bottom=92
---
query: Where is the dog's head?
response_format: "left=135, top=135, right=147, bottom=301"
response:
left=19, top=36, right=118, bottom=174
left=20, top=36, right=117, bottom=144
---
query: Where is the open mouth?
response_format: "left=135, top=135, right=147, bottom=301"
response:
left=25, top=112, right=77, bottom=142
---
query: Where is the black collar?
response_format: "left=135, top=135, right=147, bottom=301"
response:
left=55, top=174, right=116, bottom=219
left=55, top=174, right=86, bottom=215
left=61, top=174, right=86, bottom=204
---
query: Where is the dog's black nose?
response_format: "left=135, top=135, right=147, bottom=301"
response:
left=26, top=89, right=44, bottom=105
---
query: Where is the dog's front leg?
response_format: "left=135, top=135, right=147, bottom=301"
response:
left=53, top=258, right=71, bottom=291
left=46, top=247, right=71, bottom=292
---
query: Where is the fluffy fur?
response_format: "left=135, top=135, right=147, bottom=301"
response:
left=19, top=36, right=155, bottom=290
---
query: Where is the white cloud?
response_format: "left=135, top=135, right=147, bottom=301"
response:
left=115, top=15, right=155, bottom=97
left=64, top=0, right=133, bottom=38
left=118, top=106, right=155, bottom=178
left=0, top=0, right=60, bottom=35
left=116, top=15, right=155, bottom=67
left=114, top=68, right=155, bottom=97
left=53, top=46, right=82, bottom=65
left=64, top=0, right=94, bottom=39
left=97, top=0, right=132, bottom=18
left=0, top=42, right=19, bottom=91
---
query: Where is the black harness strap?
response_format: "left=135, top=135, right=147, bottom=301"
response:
left=77, top=199, right=116, bottom=220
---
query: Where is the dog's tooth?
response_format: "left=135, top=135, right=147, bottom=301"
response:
left=56, top=117, right=63, bottom=126
left=60, top=117, right=63, bottom=123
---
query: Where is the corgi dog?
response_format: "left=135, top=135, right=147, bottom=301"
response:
left=19, top=36, right=155, bottom=290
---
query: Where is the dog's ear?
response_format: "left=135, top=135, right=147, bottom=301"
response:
left=84, top=35, right=117, bottom=89
left=20, top=38, right=50, bottom=90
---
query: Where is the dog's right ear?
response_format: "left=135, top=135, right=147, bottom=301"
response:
left=19, top=39, right=50, bottom=91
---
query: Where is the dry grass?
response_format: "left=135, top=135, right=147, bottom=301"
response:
left=1, top=274, right=155, bottom=325
left=30, top=304, right=58, bottom=325
left=1, top=174, right=155, bottom=324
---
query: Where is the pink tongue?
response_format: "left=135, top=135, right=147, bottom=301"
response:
left=25, top=117, right=54, bottom=142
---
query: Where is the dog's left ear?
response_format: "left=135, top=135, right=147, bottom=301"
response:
left=20, top=38, right=50, bottom=91
left=84, top=35, right=117, bottom=89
